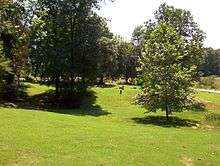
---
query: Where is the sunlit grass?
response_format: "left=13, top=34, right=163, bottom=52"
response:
left=0, top=83, right=219, bottom=165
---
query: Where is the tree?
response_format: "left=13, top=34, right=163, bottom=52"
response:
left=97, top=36, right=118, bottom=84
left=136, top=4, right=205, bottom=120
left=132, top=25, right=145, bottom=46
left=30, top=0, right=112, bottom=101
left=199, top=48, right=220, bottom=76
left=132, top=25, right=145, bottom=58
left=116, top=38, right=138, bottom=83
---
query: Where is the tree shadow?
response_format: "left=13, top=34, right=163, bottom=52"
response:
left=132, top=116, right=199, bottom=128
left=1, top=89, right=111, bottom=117
left=96, top=83, right=116, bottom=88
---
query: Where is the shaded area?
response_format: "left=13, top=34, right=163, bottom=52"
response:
left=132, top=116, right=199, bottom=128
left=95, top=83, right=116, bottom=88
left=1, top=87, right=111, bottom=117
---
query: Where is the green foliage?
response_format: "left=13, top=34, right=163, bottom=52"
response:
left=0, top=42, right=16, bottom=100
left=30, top=0, right=111, bottom=99
left=97, top=36, right=118, bottom=83
left=199, top=48, right=220, bottom=76
left=196, top=76, right=218, bottom=89
left=0, top=0, right=30, bottom=100
left=132, top=25, right=145, bottom=46
left=132, top=25, right=145, bottom=61
left=115, top=37, right=139, bottom=83
left=97, top=35, right=140, bottom=84
left=137, top=4, right=205, bottom=119
left=0, top=45, right=11, bottom=74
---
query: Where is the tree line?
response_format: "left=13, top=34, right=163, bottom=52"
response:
left=199, top=48, right=220, bottom=76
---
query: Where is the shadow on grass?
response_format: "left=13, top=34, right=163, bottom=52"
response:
left=96, top=83, right=116, bottom=88
left=1, top=89, right=111, bottom=117
left=132, top=116, right=199, bottom=128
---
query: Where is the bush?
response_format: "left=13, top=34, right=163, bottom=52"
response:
left=202, top=112, right=220, bottom=127
left=196, top=76, right=217, bottom=89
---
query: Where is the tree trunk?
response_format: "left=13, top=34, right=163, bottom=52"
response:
left=55, top=76, right=59, bottom=99
left=165, top=105, right=169, bottom=121
left=70, top=16, right=75, bottom=93
left=125, top=77, right=129, bottom=84
left=99, top=76, right=104, bottom=85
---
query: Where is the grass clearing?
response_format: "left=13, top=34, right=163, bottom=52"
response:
left=0, top=83, right=220, bottom=165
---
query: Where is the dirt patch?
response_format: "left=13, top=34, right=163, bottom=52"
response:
left=197, top=99, right=220, bottom=110
left=180, top=156, right=193, bottom=166
left=0, top=145, right=40, bottom=166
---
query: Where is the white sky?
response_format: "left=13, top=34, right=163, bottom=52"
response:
left=98, top=0, right=220, bottom=49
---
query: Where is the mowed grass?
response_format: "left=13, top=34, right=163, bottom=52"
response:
left=197, top=91, right=220, bottom=105
left=0, top=84, right=220, bottom=166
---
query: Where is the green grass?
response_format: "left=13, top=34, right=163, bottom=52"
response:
left=24, top=82, right=54, bottom=96
left=0, top=84, right=220, bottom=165
left=196, top=91, right=220, bottom=105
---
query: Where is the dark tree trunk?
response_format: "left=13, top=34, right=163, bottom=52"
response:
left=70, top=15, right=75, bottom=92
left=99, top=76, right=104, bottom=85
left=165, top=105, right=169, bottom=121
left=125, top=77, right=129, bottom=84
left=55, top=76, right=60, bottom=99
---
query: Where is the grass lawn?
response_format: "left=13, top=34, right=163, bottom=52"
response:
left=197, top=91, right=220, bottom=105
left=0, top=84, right=220, bottom=165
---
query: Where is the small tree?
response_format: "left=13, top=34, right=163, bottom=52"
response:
left=136, top=3, right=205, bottom=121
left=137, top=22, right=204, bottom=120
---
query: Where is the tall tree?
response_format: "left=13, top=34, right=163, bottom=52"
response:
left=30, top=0, right=111, bottom=100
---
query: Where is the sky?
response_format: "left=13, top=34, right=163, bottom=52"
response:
left=97, top=0, right=220, bottom=49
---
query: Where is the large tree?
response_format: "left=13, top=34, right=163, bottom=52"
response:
left=136, top=3, right=205, bottom=120
left=30, top=0, right=112, bottom=100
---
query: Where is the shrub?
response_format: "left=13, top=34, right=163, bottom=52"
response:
left=196, top=76, right=217, bottom=89
left=202, top=112, right=220, bottom=127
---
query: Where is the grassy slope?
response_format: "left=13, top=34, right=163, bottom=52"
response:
left=0, top=84, right=220, bottom=166
left=197, top=91, right=220, bottom=105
